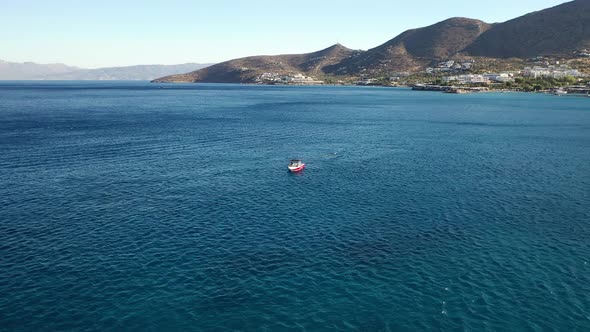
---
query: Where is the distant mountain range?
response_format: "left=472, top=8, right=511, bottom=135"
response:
left=154, top=0, right=590, bottom=83
left=0, top=60, right=212, bottom=80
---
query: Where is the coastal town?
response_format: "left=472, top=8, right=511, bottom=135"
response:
left=409, top=59, right=590, bottom=95
left=253, top=52, right=590, bottom=96
left=255, top=72, right=323, bottom=85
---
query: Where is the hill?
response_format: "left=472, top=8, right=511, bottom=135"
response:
left=466, top=0, right=590, bottom=58
left=324, top=17, right=491, bottom=76
left=0, top=60, right=79, bottom=80
left=153, top=44, right=358, bottom=83
left=44, top=63, right=213, bottom=80
left=153, top=1, right=590, bottom=83
left=0, top=60, right=212, bottom=80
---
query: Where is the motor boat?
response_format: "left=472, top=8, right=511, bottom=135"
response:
left=288, top=159, right=305, bottom=172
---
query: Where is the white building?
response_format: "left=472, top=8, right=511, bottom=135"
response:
left=522, top=65, right=582, bottom=78
left=257, top=72, right=319, bottom=84
left=483, top=73, right=514, bottom=83
left=443, top=74, right=489, bottom=84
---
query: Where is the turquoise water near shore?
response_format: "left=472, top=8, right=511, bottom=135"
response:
left=1, top=82, right=589, bottom=331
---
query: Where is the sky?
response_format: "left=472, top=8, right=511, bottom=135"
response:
left=0, top=0, right=572, bottom=68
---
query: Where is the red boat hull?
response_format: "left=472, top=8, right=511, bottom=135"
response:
left=288, top=164, right=305, bottom=172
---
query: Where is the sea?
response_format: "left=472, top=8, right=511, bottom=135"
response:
left=1, top=81, right=589, bottom=331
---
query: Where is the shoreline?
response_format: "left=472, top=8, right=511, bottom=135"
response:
left=151, top=81, right=590, bottom=96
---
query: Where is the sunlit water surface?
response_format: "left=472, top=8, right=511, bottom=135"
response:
left=1, top=82, right=589, bottom=331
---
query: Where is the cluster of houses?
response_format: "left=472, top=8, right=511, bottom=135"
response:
left=254, top=61, right=587, bottom=87
left=256, top=72, right=322, bottom=85
left=356, top=78, right=380, bottom=85
left=522, top=65, right=583, bottom=78
left=442, top=73, right=514, bottom=84
left=438, top=64, right=585, bottom=84
left=425, top=60, right=473, bottom=74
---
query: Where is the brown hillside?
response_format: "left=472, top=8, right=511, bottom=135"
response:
left=466, top=0, right=590, bottom=57
left=153, top=1, right=590, bottom=83
left=324, top=17, right=491, bottom=76
left=153, top=44, right=355, bottom=83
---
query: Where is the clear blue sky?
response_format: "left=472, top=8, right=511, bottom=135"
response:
left=0, top=0, right=571, bottom=68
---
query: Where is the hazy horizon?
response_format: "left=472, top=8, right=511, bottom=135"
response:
left=0, top=59, right=214, bottom=69
left=1, top=0, right=571, bottom=68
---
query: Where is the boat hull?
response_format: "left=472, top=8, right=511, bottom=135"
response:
left=288, top=164, right=305, bottom=172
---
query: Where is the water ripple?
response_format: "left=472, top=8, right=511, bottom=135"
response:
left=1, top=83, right=589, bottom=331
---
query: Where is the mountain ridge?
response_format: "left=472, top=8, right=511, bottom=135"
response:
left=465, top=0, right=590, bottom=58
left=154, top=0, right=590, bottom=83
left=324, top=17, right=492, bottom=76
left=153, top=44, right=357, bottom=83
left=0, top=60, right=213, bottom=80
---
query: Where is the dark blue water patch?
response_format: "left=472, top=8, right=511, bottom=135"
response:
left=1, top=82, right=589, bottom=331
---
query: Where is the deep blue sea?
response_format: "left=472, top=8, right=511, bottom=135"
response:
left=1, top=81, right=589, bottom=331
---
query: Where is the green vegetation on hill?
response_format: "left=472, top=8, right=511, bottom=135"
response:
left=512, top=76, right=580, bottom=92
left=414, top=75, right=583, bottom=92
